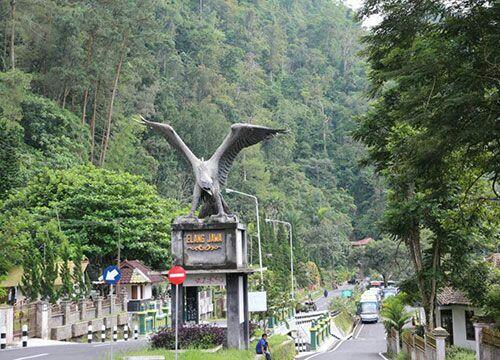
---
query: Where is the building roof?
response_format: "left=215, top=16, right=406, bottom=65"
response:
left=437, top=287, right=471, bottom=306
left=117, top=260, right=165, bottom=285
left=0, top=260, right=89, bottom=288
left=486, top=253, right=500, bottom=268
left=351, top=237, right=374, bottom=247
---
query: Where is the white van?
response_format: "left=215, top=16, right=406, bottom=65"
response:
left=358, top=293, right=380, bottom=323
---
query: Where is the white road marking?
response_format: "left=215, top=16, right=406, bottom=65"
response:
left=354, top=323, right=364, bottom=339
left=13, top=354, right=49, bottom=360
left=379, top=352, right=390, bottom=360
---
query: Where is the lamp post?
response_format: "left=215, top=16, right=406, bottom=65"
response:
left=265, top=218, right=294, bottom=300
left=225, top=188, right=264, bottom=288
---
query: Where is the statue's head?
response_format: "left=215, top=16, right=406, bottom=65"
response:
left=197, top=162, right=214, bottom=195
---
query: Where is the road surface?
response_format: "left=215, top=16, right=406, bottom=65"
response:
left=299, top=321, right=387, bottom=360
left=0, top=339, right=148, bottom=360
left=314, top=284, right=353, bottom=311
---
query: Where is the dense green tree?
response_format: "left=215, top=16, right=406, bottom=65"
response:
left=356, top=0, right=499, bottom=328
left=59, top=238, right=73, bottom=300
left=0, top=165, right=183, bottom=272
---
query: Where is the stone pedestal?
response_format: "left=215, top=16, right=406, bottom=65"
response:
left=79, top=299, right=87, bottom=321
left=35, top=301, right=51, bottom=340
left=170, top=218, right=252, bottom=350
left=61, top=300, right=72, bottom=325
left=432, top=327, right=449, bottom=360
left=0, top=305, right=14, bottom=344
left=473, top=320, right=493, bottom=360
left=96, top=296, right=103, bottom=318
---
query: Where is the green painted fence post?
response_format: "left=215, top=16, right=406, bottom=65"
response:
left=138, top=311, right=147, bottom=335
left=310, top=327, right=318, bottom=350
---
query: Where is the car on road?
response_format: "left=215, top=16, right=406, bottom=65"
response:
left=382, top=287, right=398, bottom=299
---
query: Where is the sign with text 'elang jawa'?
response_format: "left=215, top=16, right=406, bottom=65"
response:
left=184, top=231, right=224, bottom=252
left=173, top=221, right=247, bottom=269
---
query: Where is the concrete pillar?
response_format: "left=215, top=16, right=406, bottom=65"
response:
left=170, top=284, right=184, bottom=329
left=110, top=294, right=116, bottom=314
left=473, top=321, right=492, bottom=360
left=35, top=301, right=51, bottom=340
left=0, top=305, right=14, bottom=344
left=95, top=296, right=103, bottom=318
left=121, top=289, right=128, bottom=312
left=79, top=299, right=87, bottom=321
left=432, top=327, right=449, bottom=360
left=226, top=273, right=249, bottom=350
left=61, top=300, right=72, bottom=325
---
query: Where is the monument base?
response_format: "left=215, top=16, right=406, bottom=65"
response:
left=170, top=219, right=252, bottom=350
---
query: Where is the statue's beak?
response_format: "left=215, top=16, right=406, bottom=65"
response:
left=206, top=189, right=213, bottom=196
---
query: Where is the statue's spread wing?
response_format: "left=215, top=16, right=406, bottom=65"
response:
left=211, top=123, right=285, bottom=186
left=140, top=117, right=198, bottom=167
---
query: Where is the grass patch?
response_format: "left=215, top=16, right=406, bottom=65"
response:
left=116, top=348, right=253, bottom=360
left=333, top=310, right=353, bottom=334
left=446, top=346, right=475, bottom=360
left=119, top=334, right=293, bottom=360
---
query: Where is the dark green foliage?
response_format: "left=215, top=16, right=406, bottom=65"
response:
left=0, top=117, right=23, bottom=197
left=0, top=165, right=183, bottom=271
left=19, top=241, right=42, bottom=302
left=20, top=96, right=89, bottom=168
left=59, top=238, right=73, bottom=300
left=356, top=0, right=499, bottom=322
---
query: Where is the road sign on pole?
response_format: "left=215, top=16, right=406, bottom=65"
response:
left=103, top=265, right=122, bottom=285
left=168, top=265, right=186, bottom=285
left=167, top=265, right=186, bottom=360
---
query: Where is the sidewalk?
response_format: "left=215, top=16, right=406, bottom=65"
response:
left=6, top=338, right=74, bottom=349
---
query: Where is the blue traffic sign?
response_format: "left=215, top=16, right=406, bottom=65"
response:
left=103, top=265, right=122, bottom=285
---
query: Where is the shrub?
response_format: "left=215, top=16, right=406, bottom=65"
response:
left=446, top=346, right=475, bottom=360
left=150, top=325, right=226, bottom=349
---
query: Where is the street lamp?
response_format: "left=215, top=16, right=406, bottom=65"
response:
left=225, top=188, right=264, bottom=287
left=265, top=218, right=295, bottom=300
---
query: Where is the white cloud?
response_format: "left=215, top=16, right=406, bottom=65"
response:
left=343, top=0, right=382, bottom=28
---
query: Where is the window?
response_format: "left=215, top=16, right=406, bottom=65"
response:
left=465, top=310, right=475, bottom=341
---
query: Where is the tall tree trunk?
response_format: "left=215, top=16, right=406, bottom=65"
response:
left=81, top=33, right=95, bottom=124
left=90, top=80, right=99, bottom=164
left=61, top=87, right=70, bottom=109
left=99, top=36, right=127, bottom=166
left=9, top=0, right=15, bottom=69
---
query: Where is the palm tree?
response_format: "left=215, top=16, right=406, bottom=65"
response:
left=381, top=295, right=412, bottom=346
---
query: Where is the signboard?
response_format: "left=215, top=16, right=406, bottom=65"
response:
left=248, top=291, right=267, bottom=312
left=341, top=289, right=353, bottom=298
left=182, top=230, right=227, bottom=267
left=184, top=273, right=226, bottom=287
left=168, top=266, right=187, bottom=285
left=103, top=265, right=122, bottom=285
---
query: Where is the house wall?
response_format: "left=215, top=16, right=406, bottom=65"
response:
left=143, top=285, right=152, bottom=299
left=436, top=305, right=478, bottom=350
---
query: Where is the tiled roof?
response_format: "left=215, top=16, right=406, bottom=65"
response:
left=118, top=260, right=165, bottom=285
left=486, top=253, right=500, bottom=268
left=437, top=287, right=471, bottom=306
left=351, top=237, right=374, bottom=246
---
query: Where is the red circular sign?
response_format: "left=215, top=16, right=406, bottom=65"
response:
left=167, top=266, right=186, bottom=285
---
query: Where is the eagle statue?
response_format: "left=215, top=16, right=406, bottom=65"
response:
left=140, top=116, right=285, bottom=219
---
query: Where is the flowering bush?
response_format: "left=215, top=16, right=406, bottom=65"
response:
left=150, top=325, right=226, bottom=349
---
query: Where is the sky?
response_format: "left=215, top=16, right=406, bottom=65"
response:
left=344, top=0, right=383, bottom=28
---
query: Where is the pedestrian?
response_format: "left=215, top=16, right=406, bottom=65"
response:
left=256, top=333, right=272, bottom=360
left=324, top=289, right=328, bottom=298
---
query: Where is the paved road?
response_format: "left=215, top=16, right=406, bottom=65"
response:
left=0, top=339, right=148, bottom=360
left=300, top=321, right=386, bottom=360
left=314, top=284, right=353, bottom=311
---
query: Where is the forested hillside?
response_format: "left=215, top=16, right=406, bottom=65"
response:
left=0, top=0, right=383, bottom=291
